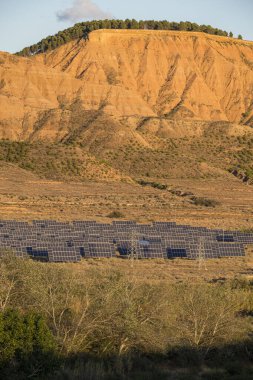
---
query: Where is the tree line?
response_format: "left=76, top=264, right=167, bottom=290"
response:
left=16, top=19, right=241, bottom=57
left=0, top=252, right=252, bottom=379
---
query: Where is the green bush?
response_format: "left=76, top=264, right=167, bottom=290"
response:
left=0, top=309, right=57, bottom=379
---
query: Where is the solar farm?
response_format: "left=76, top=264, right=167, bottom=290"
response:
left=0, top=220, right=252, bottom=262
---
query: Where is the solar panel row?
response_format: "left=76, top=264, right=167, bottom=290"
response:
left=0, top=220, right=250, bottom=262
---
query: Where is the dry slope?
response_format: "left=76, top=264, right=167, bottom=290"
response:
left=36, top=30, right=253, bottom=124
left=1, top=30, right=253, bottom=143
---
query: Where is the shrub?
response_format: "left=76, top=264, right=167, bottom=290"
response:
left=0, top=255, right=251, bottom=379
left=0, top=309, right=57, bottom=379
left=191, top=197, right=219, bottom=207
left=137, top=180, right=168, bottom=190
left=107, top=211, right=125, bottom=218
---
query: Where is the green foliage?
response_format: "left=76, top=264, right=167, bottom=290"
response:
left=0, top=309, right=57, bottom=379
left=0, top=140, right=86, bottom=180
left=16, top=19, right=232, bottom=56
left=238, top=34, right=243, bottom=40
left=0, top=141, right=29, bottom=163
left=1, top=129, right=253, bottom=183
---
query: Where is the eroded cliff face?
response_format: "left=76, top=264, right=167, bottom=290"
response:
left=0, top=52, right=83, bottom=140
left=1, top=30, right=253, bottom=141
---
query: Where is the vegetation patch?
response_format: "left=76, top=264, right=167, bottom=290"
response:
left=0, top=309, right=58, bottom=379
left=17, top=19, right=236, bottom=56
left=107, top=210, right=125, bottom=218
left=138, top=179, right=168, bottom=190
left=0, top=254, right=252, bottom=379
left=190, top=197, right=220, bottom=208
left=0, top=140, right=121, bottom=182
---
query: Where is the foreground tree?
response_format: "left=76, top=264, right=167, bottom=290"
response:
left=166, top=283, right=247, bottom=355
left=0, top=251, right=21, bottom=311
left=0, top=309, right=57, bottom=379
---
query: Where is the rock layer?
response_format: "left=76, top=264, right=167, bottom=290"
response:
left=1, top=30, right=253, bottom=141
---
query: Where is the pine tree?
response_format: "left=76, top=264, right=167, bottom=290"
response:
left=16, top=19, right=234, bottom=57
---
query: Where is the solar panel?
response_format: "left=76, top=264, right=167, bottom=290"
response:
left=116, top=240, right=131, bottom=256
left=26, top=247, right=49, bottom=261
left=88, top=242, right=115, bottom=258
left=0, top=220, right=251, bottom=262
left=216, top=234, right=235, bottom=242
left=48, top=246, right=81, bottom=262
left=139, top=240, right=164, bottom=258
left=167, top=248, right=188, bottom=258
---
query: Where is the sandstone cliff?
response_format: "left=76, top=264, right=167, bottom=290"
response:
left=1, top=30, right=253, bottom=141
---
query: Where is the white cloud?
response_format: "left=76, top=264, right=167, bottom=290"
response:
left=57, top=0, right=111, bottom=22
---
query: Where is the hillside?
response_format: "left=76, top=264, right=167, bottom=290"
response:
left=2, top=20, right=253, bottom=380
left=34, top=29, right=253, bottom=124
left=1, top=30, right=253, bottom=141
left=16, top=19, right=231, bottom=56
left=1, top=29, right=253, bottom=187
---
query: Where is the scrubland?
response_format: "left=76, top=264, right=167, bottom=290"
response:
left=0, top=253, right=252, bottom=379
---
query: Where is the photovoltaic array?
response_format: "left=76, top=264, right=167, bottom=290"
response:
left=0, top=220, right=251, bottom=262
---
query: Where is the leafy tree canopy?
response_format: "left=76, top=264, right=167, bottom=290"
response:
left=16, top=19, right=235, bottom=56
left=0, top=309, right=57, bottom=378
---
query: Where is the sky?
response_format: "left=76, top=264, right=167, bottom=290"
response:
left=0, top=0, right=253, bottom=53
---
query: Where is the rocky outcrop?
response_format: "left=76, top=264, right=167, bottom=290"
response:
left=1, top=30, right=253, bottom=141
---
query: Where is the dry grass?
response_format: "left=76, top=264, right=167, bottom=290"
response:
left=64, top=252, right=253, bottom=286
left=1, top=162, right=253, bottom=231
left=1, top=123, right=253, bottom=233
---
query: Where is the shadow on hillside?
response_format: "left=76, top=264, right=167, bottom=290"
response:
left=1, top=339, right=252, bottom=380
left=51, top=340, right=252, bottom=380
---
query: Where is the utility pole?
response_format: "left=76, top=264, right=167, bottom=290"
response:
left=198, top=237, right=207, bottom=271
left=129, top=228, right=139, bottom=268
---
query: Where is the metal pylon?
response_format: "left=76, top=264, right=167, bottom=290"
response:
left=198, top=237, right=207, bottom=271
left=129, top=229, right=139, bottom=267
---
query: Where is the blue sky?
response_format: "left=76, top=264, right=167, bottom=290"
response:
left=0, top=0, right=253, bottom=53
